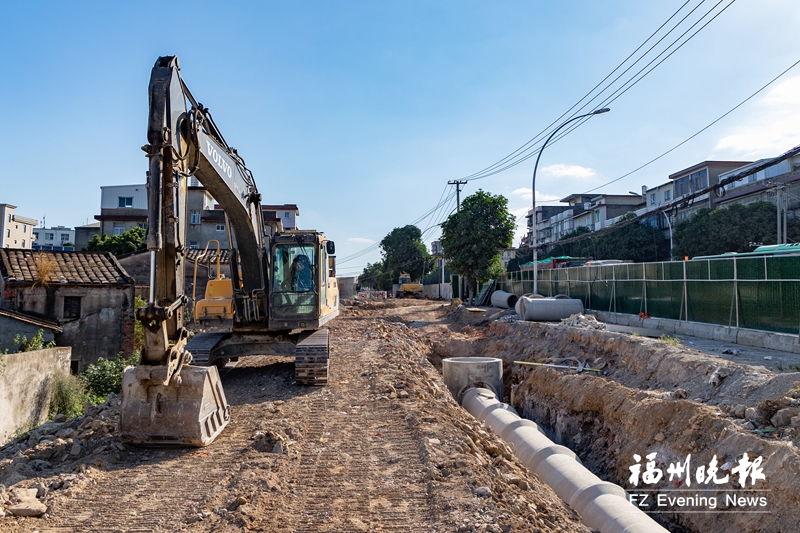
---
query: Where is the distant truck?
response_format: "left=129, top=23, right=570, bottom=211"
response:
left=396, top=272, right=423, bottom=298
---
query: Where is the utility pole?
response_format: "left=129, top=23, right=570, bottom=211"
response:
left=447, top=180, right=467, bottom=301
left=448, top=180, right=467, bottom=211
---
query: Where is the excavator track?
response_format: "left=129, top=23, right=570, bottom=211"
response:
left=185, top=331, right=230, bottom=366
left=294, top=328, right=329, bottom=385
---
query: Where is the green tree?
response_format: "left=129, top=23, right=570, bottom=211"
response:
left=358, top=261, right=394, bottom=291
left=440, top=190, right=515, bottom=301
left=506, top=247, right=533, bottom=272
left=379, top=225, right=432, bottom=283
left=673, top=202, right=799, bottom=259
left=88, top=226, right=146, bottom=255
left=545, top=219, right=668, bottom=263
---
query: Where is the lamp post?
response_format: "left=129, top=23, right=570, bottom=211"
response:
left=531, top=108, right=610, bottom=295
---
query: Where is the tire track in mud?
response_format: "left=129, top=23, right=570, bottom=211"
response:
left=35, top=421, right=245, bottom=533
left=286, top=338, right=433, bottom=533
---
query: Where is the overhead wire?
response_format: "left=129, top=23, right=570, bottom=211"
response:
left=461, top=0, right=736, bottom=184
left=458, top=0, right=699, bottom=182
left=536, top=56, right=800, bottom=202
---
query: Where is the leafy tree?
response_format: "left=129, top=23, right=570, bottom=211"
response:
left=440, top=190, right=515, bottom=301
left=546, top=218, right=668, bottom=263
left=673, top=202, right=800, bottom=259
left=358, top=261, right=394, bottom=291
left=88, top=226, right=146, bottom=255
left=379, top=225, right=432, bottom=283
left=506, top=247, right=533, bottom=272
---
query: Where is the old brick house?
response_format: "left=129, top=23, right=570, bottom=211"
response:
left=0, top=249, right=135, bottom=372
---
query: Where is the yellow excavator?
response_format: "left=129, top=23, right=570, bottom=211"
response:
left=396, top=272, right=423, bottom=298
left=120, top=56, right=339, bottom=446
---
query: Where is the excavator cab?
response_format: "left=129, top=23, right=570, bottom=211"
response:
left=269, top=232, right=338, bottom=330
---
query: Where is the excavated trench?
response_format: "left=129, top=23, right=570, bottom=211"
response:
left=428, top=312, right=800, bottom=533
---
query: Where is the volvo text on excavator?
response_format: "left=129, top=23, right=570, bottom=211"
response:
left=120, top=56, right=339, bottom=446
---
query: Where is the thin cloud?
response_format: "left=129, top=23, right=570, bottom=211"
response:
left=713, top=76, right=800, bottom=159
left=511, top=187, right=561, bottom=202
left=347, top=237, right=375, bottom=244
left=540, top=164, right=597, bottom=179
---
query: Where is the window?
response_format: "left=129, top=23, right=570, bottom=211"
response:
left=594, top=210, right=600, bottom=223
left=5, top=230, right=8, bottom=238
left=284, top=212, right=290, bottom=218
left=33, top=231, right=39, bottom=239
left=118, top=197, right=133, bottom=208
left=21, top=239, right=25, bottom=247
left=7, top=214, right=10, bottom=222
left=216, top=224, right=225, bottom=232
left=189, top=241, right=199, bottom=249
left=60, top=233, right=70, bottom=243
left=113, top=223, right=125, bottom=236
left=63, top=297, right=81, bottom=319
left=23, top=226, right=26, bottom=233
left=137, top=223, right=147, bottom=229
left=649, top=193, right=657, bottom=205
left=664, top=190, right=671, bottom=201
left=190, top=211, right=201, bottom=225
left=45, top=232, right=54, bottom=240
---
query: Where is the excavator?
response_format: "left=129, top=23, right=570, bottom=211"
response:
left=120, top=56, right=339, bottom=446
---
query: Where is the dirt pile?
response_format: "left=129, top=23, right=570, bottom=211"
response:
left=0, top=301, right=590, bottom=533
left=429, top=307, right=800, bottom=533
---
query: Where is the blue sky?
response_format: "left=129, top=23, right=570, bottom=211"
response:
left=1, top=1, right=798, bottom=277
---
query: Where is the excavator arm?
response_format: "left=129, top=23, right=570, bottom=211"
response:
left=122, top=55, right=274, bottom=446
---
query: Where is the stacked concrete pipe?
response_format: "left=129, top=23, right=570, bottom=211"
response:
left=461, top=387, right=668, bottom=533
left=515, top=296, right=584, bottom=321
left=490, top=290, right=518, bottom=309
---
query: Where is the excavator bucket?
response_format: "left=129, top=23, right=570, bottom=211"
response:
left=119, top=365, right=230, bottom=447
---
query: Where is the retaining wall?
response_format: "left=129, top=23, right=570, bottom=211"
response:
left=593, top=310, right=800, bottom=354
left=0, top=347, right=71, bottom=445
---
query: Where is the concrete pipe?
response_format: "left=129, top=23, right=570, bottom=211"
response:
left=462, top=388, right=668, bottom=533
left=442, top=357, right=504, bottom=404
left=490, top=290, right=518, bottom=309
left=515, top=296, right=584, bottom=322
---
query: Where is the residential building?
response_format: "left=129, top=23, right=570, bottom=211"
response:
left=0, top=249, right=136, bottom=371
left=500, top=248, right=517, bottom=269
left=262, top=204, right=299, bottom=231
left=667, top=161, right=750, bottom=222
left=0, top=204, right=38, bottom=249
left=74, top=222, right=101, bottom=251
left=94, top=184, right=148, bottom=237
left=32, top=225, right=75, bottom=250
left=717, top=144, right=800, bottom=242
left=719, top=144, right=800, bottom=209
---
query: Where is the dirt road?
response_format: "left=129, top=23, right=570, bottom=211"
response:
left=0, top=301, right=588, bottom=533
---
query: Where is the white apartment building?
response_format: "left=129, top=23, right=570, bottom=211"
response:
left=32, top=225, right=76, bottom=250
left=0, top=204, right=38, bottom=249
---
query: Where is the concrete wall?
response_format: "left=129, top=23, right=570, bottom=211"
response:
left=594, top=310, right=800, bottom=354
left=0, top=346, right=71, bottom=445
left=0, top=315, right=56, bottom=353
left=337, top=277, right=357, bottom=299
left=7, top=284, right=135, bottom=370
left=423, top=283, right=452, bottom=299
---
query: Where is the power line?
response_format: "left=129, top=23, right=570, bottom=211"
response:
left=460, top=0, right=736, bottom=184
left=532, top=56, right=800, bottom=203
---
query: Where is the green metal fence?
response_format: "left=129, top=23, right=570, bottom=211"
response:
left=498, top=256, right=800, bottom=334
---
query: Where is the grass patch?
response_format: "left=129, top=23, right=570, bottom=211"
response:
left=659, top=335, right=682, bottom=346
left=50, top=370, right=89, bottom=420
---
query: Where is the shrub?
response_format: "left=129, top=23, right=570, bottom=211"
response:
left=50, top=370, right=88, bottom=420
left=81, top=351, right=140, bottom=404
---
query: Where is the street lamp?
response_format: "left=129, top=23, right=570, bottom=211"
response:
left=531, top=108, right=610, bottom=295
